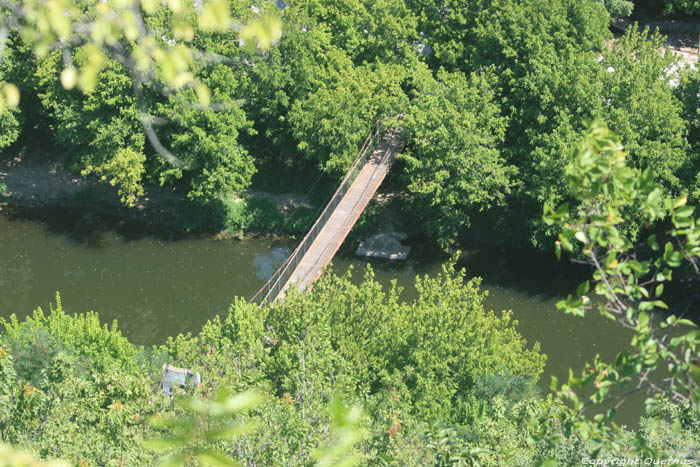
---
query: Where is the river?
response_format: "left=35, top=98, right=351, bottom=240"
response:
left=0, top=205, right=641, bottom=423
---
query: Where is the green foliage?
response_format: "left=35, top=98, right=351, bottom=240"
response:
left=0, top=0, right=280, bottom=210
left=293, top=0, right=420, bottom=65
left=676, top=66, right=700, bottom=203
left=0, top=35, right=24, bottom=151
left=314, top=395, right=367, bottom=467
left=0, top=442, right=69, bottom=466
left=221, top=194, right=283, bottom=234
left=501, top=24, right=689, bottom=247
left=663, top=0, right=700, bottom=14
left=0, top=260, right=546, bottom=464
left=0, top=107, right=22, bottom=150
left=289, top=60, right=408, bottom=174
left=1, top=293, right=138, bottom=376
left=151, top=264, right=546, bottom=465
left=281, top=206, right=317, bottom=236
left=34, top=51, right=148, bottom=203
left=85, top=147, right=146, bottom=206
left=156, top=65, right=257, bottom=202
left=543, top=121, right=700, bottom=448
left=409, top=0, right=609, bottom=74
left=0, top=0, right=281, bottom=106
left=2, top=0, right=697, bottom=249
left=146, top=390, right=262, bottom=466
left=2, top=258, right=700, bottom=464
left=0, top=295, right=166, bottom=465
left=32, top=45, right=257, bottom=205
left=267, top=260, right=546, bottom=424
left=600, top=26, right=689, bottom=196
left=400, top=65, right=513, bottom=249
left=599, top=0, right=634, bottom=19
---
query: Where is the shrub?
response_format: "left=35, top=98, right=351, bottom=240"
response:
left=222, top=194, right=283, bottom=234
left=281, top=205, right=317, bottom=236
left=0, top=293, right=139, bottom=375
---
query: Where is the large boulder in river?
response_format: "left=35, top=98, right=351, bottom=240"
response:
left=356, top=232, right=410, bottom=261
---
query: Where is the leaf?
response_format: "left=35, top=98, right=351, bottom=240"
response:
left=195, top=449, right=238, bottom=467
left=638, top=311, right=649, bottom=328
left=550, top=375, right=559, bottom=391
left=655, top=284, right=664, bottom=297
left=203, top=420, right=258, bottom=440
left=575, top=231, right=588, bottom=244
left=144, top=436, right=188, bottom=452
left=647, top=234, right=659, bottom=251
left=674, top=206, right=695, bottom=219
left=195, top=82, right=211, bottom=106
left=673, top=196, right=688, bottom=209
left=199, top=0, right=232, bottom=32
left=576, top=281, right=590, bottom=296
left=559, top=233, right=573, bottom=252
left=1, top=83, right=20, bottom=107
left=216, top=391, right=263, bottom=416
left=60, top=67, right=78, bottom=90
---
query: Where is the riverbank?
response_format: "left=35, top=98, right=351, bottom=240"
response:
left=0, top=147, right=317, bottom=235
left=0, top=148, right=190, bottom=228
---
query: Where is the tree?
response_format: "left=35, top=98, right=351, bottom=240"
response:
left=496, top=25, right=689, bottom=248
left=0, top=33, right=24, bottom=150
left=407, top=0, right=610, bottom=75
left=0, top=0, right=280, bottom=204
left=154, top=64, right=256, bottom=202
left=600, top=26, right=690, bottom=197
left=399, top=65, right=514, bottom=249
left=663, top=0, right=700, bottom=15
left=34, top=50, right=147, bottom=204
left=544, top=120, right=700, bottom=428
left=288, top=0, right=420, bottom=65
left=675, top=65, right=700, bottom=203
left=264, top=262, right=545, bottom=424
left=599, top=0, right=634, bottom=20
left=289, top=60, right=408, bottom=174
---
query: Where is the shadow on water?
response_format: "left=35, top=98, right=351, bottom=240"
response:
left=338, top=234, right=590, bottom=299
left=2, top=205, right=199, bottom=248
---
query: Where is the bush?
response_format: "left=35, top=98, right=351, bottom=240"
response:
left=0, top=107, right=22, bottom=151
left=663, top=0, right=700, bottom=14
left=0, top=293, right=139, bottom=375
left=179, top=194, right=283, bottom=234
left=222, top=194, right=283, bottom=234
left=280, top=205, right=317, bottom=236
left=599, top=0, right=633, bottom=19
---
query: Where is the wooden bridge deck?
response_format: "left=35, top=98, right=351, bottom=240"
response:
left=275, top=128, right=403, bottom=301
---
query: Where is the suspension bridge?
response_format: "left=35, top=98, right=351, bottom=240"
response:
left=249, top=123, right=403, bottom=305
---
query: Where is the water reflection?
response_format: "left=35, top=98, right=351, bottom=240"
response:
left=253, top=246, right=291, bottom=280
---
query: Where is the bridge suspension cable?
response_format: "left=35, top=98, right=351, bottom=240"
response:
left=249, top=121, right=398, bottom=305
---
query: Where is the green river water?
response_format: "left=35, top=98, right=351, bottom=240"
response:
left=0, top=206, right=642, bottom=423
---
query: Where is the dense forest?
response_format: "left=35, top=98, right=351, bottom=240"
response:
left=1, top=0, right=700, bottom=465
left=1, top=0, right=699, bottom=247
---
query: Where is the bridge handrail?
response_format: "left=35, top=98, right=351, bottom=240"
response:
left=249, top=121, right=381, bottom=305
